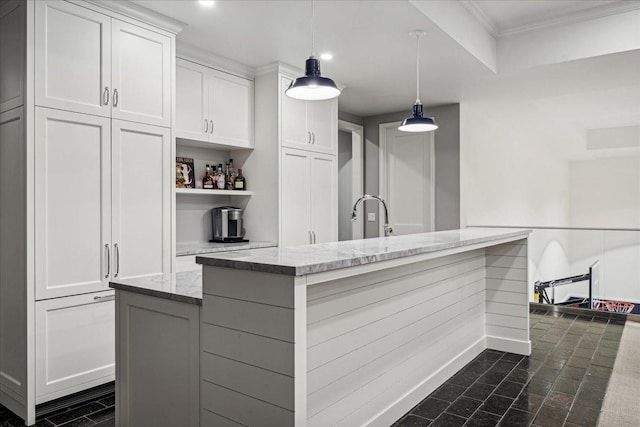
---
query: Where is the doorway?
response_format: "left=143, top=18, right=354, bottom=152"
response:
left=379, top=122, right=434, bottom=236
left=337, top=120, right=364, bottom=241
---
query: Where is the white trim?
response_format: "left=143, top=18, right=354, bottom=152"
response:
left=338, top=120, right=364, bottom=240
left=177, top=42, right=256, bottom=80
left=486, top=336, right=531, bottom=355
left=80, top=0, right=185, bottom=34
left=378, top=122, right=435, bottom=237
left=462, top=0, right=640, bottom=38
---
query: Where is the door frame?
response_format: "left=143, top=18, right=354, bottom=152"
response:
left=338, top=119, right=364, bottom=240
left=378, top=121, right=435, bottom=236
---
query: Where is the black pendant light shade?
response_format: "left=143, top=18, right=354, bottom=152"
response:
left=399, top=30, right=438, bottom=132
left=285, top=0, right=340, bottom=101
left=398, top=103, right=437, bottom=132
left=286, top=57, right=341, bottom=100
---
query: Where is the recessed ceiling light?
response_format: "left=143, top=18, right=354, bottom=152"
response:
left=320, top=53, right=333, bottom=61
left=198, top=0, right=215, bottom=7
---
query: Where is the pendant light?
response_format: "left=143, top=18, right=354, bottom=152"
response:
left=399, top=30, right=437, bottom=132
left=285, top=0, right=341, bottom=101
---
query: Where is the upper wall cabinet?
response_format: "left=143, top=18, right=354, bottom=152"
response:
left=280, top=75, right=337, bottom=155
left=35, top=1, right=171, bottom=127
left=176, top=58, right=254, bottom=149
left=0, top=1, right=25, bottom=113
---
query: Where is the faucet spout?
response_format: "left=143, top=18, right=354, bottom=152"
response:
left=351, top=194, right=393, bottom=237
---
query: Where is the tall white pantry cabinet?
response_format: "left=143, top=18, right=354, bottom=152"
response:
left=246, top=64, right=338, bottom=247
left=0, top=1, right=179, bottom=424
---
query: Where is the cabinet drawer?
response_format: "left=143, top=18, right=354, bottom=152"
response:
left=35, top=291, right=115, bottom=404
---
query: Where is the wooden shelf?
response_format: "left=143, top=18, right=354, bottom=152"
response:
left=175, top=188, right=253, bottom=196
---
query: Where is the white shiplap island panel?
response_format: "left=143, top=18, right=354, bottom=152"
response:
left=196, top=228, right=531, bottom=426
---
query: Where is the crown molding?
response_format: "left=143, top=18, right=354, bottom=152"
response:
left=501, top=0, right=640, bottom=37
left=461, top=0, right=640, bottom=39
left=255, top=62, right=301, bottom=78
left=177, top=41, right=256, bottom=79
left=459, top=1, right=499, bottom=38
left=82, top=0, right=186, bottom=34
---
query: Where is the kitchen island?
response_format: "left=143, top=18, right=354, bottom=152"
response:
left=111, top=228, right=531, bottom=426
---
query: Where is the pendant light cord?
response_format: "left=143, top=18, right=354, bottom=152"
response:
left=311, top=0, right=315, bottom=57
left=415, top=33, right=421, bottom=105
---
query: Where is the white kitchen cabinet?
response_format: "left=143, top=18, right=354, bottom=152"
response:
left=34, top=108, right=112, bottom=300
left=35, top=109, right=171, bottom=300
left=176, top=58, right=254, bottom=148
left=0, top=1, right=25, bottom=113
left=35, top=290, right=115, bottom=404
left=1, top=1, right=178, bottom=424
left=280, top=75, right=337, bottom=155
left=280, top=147, right=337, bottom=246
left=35, top=0, right=171, bottom=127
left=111, top=20, right=171, bottom=127
left=281, top=148, right=312, bottom=247
left=35, top=0, right=112, bottom=117
left=112, top=120, right=171, bottom=280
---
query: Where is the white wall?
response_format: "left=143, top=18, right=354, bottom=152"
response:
left=460, top=101, right=570, bottom=228
left=461, top=100, right=640, bottom=306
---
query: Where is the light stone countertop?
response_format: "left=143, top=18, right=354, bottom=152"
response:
left=176, top=241, right=277, bottom=256
left=110, top=270, right=203, bottom=305
left=196, top=227, right=531, bottom=276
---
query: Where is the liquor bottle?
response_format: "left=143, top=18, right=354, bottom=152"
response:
left=216, top=163, right=225, bottom=189
left=203, top=164, right=214, bottom=189
left=224, top=162, right=232, bottom=190
left=226, top=159, right=236, bottom=190
left=234, top=168, right=245, bottom=190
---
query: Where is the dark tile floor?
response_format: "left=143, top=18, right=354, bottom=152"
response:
left=0, top=394, right=114, bottom=427
left=393, top=310, right=624, bottom=427
left=0, top=309, right=626, bottom=427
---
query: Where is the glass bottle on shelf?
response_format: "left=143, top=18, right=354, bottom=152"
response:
left=234, top=168, right=245, bottom=191
left=227, top=158, right=237, bottom=190
left=216, top=163, right=225, bottom=189
left=203, top=164, right=214, bottom=189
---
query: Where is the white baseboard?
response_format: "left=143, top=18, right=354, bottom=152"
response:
left=486, top=335, right=531, bottom=355
left=367, top=337, right=487, bottom=427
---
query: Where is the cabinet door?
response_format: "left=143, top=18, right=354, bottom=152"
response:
left=111, top=120, right=171, bottom=281
left=176, top=59, right=209, bottom=142
left=310, top=153, right=338, bottom=244
left=307, top=98, right=337, bottom=155
left=0, top=1, right=25, bottom=113
left=280, top=148, right=312, bottom=247
left=35, top=108, right=111, bottom=300
left=35, top=291, right=115, bottom=404
left=111, top=20, right=171, bottom=127
left=280, top=76, right=309, bottom=150
left=35, top=0, right=111, bottom=117
left=209, top=70, right=254, bottom=148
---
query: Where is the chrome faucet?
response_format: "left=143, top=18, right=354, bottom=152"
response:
left=351, top=194, right=393, bottom=237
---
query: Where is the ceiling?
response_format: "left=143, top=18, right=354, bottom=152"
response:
left=133, top=0, right=640, bottom=159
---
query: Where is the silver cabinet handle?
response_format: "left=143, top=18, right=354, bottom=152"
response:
left=209, top=120, right=214, bottom=134
left=105, top=244, right=110, bottom=278
left=312, top=132, right=315, bottom=144
left=115, top=243, right=120, bottom=278
left=307, top=131, right=311, bottom=144
left=308, top=231, right=312, bottom=244
left=94, top=295, right=115, bottom=302
left=204, top=119, right=208, bottom=133
left=113, top=89, right=119, bottom=107
left=313, top=231, right=316, bottom=244
left=103, top=86, right=109, bottom=106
